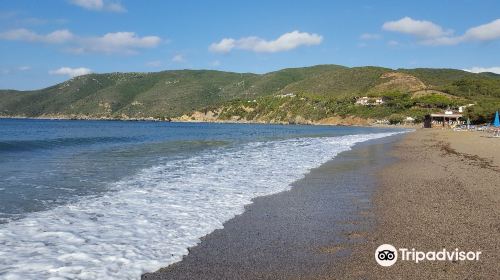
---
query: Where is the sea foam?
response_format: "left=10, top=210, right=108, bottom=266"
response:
left=0, top=132, right=403, bottom=279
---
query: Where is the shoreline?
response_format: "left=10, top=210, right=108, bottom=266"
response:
left=0, top=124, right=406, bottom=279
left=142, top=133, right=405, bottom=279
left=333, top=129, right=500, bottom=279
left=142, top=129, right=500, bottom=279
left=0, top=115, right=416, bottom=129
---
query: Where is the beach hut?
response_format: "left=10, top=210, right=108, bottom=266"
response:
left=429, top=111, right=463, bottom=127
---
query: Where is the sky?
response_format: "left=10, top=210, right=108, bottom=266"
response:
left=1, top=0, right=500, bottom=90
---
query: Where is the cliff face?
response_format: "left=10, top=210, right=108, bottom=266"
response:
left=172, top=108, right=375, bottom=126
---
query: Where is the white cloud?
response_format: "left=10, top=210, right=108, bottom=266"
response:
left=209, top=30, right=323, bottom=53
left=49, top=67, right=92, bottom=78
left=45, top=30, right=75, bottom=43
left=383, top=17, right=500, bottom=46
left=211, top=60, right=221, bottom=67
left=413, top=19, right=500, bottom=46
left=18, top=66, right=31, bottom=71
left=383, top=17, right=452, bottom=38
left=463, top=19, right=500, bottom=41
left=171, top=54, right=185, bottom=63
left=463, top=66, right=500, bottom=74
left=360, top=33, right=381, bottom=40
left=75, top=32, right=161, bottom=54
left=423, top=19, right=500, bottom=45
left=0, top=28, right=74, bottom=43
left=105, top=2, right=126, bottom=12
left=70, top=0, right=103, bottom=10
left=209, top=38, right=236, bottom=53
left=69, top=0, right=126, bottom=12
left=239, top=31, right=323, bottom=52
left=0, top=28, right=161, bottom=54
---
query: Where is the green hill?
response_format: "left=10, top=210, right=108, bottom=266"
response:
left=1, top=65, right=499, bottom=124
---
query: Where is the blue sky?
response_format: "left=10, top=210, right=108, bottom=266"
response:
left=1, top=0, right=500, bottom=90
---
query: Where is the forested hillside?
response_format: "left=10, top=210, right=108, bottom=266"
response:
left=1, top=65, right=499, bottom=124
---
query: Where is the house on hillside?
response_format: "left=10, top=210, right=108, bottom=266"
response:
left=355, top=96, right=385, bottom=106
left=355, top=97, right=370, bottom=105
left=276, top=93, right=296, bottom=98
left=458, top=104, right=475, bottom=113
left=374, top=97, right=385, bottom=105
left=405, top=116, right=415, bottom=123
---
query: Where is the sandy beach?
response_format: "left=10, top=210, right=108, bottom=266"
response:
left=142, top=134, right=404, bottom=279
left=335, top=129, right=500, bottom=279
left=143, top=128, right=499, bottom=279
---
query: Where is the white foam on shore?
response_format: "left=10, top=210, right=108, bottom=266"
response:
left=0, top=132, right=404, bottom=279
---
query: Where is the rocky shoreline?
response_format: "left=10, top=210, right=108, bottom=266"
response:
left=0, top=114, right=415, bottom=128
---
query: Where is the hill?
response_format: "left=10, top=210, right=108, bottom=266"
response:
left=1, top=65, right=499, bottom=124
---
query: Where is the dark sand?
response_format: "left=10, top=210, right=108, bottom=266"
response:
left=334, top=129, right=500, bottom=279
left=142, top=135, right=404, bottom=280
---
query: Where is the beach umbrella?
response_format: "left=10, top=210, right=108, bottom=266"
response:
left=494, top=111, right=500, bottom=127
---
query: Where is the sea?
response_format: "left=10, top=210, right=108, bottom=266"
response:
left=0, top=118, right=407, bottom=279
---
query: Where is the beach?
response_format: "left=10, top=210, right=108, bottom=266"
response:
left=143, top=129, right=500, bottom=279
left=3, top=2, right=500, bottom=279
left=142, top=134, right=405, bottom=279
left=335, top=129, right=500, bottom=279
left=0, top=120, right=402, bottom=279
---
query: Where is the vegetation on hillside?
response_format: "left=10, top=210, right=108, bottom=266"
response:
left=1, top=65, right=499, bottom=124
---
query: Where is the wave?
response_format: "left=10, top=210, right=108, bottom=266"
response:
left=0, top=131, right=405, bottom=279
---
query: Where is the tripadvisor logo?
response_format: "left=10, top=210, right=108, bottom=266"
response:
left=375, top=244, right=397, bottom=266
left=375, top=244, right=481, bottom=267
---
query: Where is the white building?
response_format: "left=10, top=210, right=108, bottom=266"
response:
left=458, top=104, right=475, bottom=113
left=355, top=96, right=384, bottom=106
left=276, top=93, right=296, bottom=98
left=355, top=97, right=370, bottom=105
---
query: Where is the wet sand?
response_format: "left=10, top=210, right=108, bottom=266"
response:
left=335, top=129, right=500, bottom=279
left=142, top=135, right=404, bottom=279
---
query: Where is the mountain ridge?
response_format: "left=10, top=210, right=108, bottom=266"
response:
left=1, top=64, right=499, bottom=124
